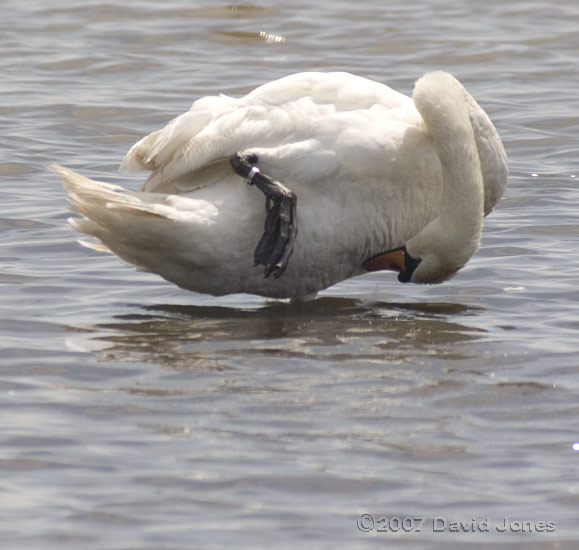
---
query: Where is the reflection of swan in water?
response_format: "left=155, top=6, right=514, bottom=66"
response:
left=71, top=298, right=486, bottom=370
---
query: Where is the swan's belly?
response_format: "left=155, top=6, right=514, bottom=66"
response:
left=148, top=165, right=442, bottom=299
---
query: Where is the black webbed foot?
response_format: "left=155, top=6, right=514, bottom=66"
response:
left=230, top=152, right=297, bottom=278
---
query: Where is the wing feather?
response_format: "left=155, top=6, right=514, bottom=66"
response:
left=119, top=72, right=415, bottom=194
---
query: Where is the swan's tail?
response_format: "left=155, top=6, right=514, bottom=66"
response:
left=51, top=164, right=170, bottom=267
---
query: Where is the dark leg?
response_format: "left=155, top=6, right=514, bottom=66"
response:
left=230, top=152, right=297, bottom=278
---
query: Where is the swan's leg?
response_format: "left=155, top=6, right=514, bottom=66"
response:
left=230, top=153, right=297, bottom=278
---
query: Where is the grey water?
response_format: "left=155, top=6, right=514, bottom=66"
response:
left=1, top=1, right=579, bottom=549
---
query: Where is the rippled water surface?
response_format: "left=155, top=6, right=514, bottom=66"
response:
left=2, top=1, right=579, bottom=548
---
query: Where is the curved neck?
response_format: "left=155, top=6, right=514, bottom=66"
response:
left=407, top=72, right=485, bottom=278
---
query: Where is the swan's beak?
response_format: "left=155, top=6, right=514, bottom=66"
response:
left=363, top=247, right=406, bottom=272
left=362, top=246, right=421, bottom=283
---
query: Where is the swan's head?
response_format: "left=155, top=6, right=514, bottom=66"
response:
left=363, top=217, right=482, bottom=285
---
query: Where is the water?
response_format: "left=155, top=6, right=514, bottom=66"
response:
left=1, top=1, right=578, bottom=548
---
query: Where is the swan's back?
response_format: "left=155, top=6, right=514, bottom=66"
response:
left=120, top=72, right=419, bottom=195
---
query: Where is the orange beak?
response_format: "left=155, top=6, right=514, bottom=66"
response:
left=362, top=246, right=421, bottom=283
left=363, top=248, right=406, bottom=273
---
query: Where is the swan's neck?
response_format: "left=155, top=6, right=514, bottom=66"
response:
left=434, top=112, right=484, bottom=246
left=407, top=72, right=485, bottom=283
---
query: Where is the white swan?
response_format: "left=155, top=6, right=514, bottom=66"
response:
left=53, top=71, right=507, bottom=300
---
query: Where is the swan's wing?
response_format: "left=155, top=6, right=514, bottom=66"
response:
left=244, top=72, right=412, bottom=111
left=120, top=72, right=415, bottom=194
left=120, top=94, right=238, bottom=184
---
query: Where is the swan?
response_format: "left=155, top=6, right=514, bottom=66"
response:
left=53, top=71, right=507, bottom=301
